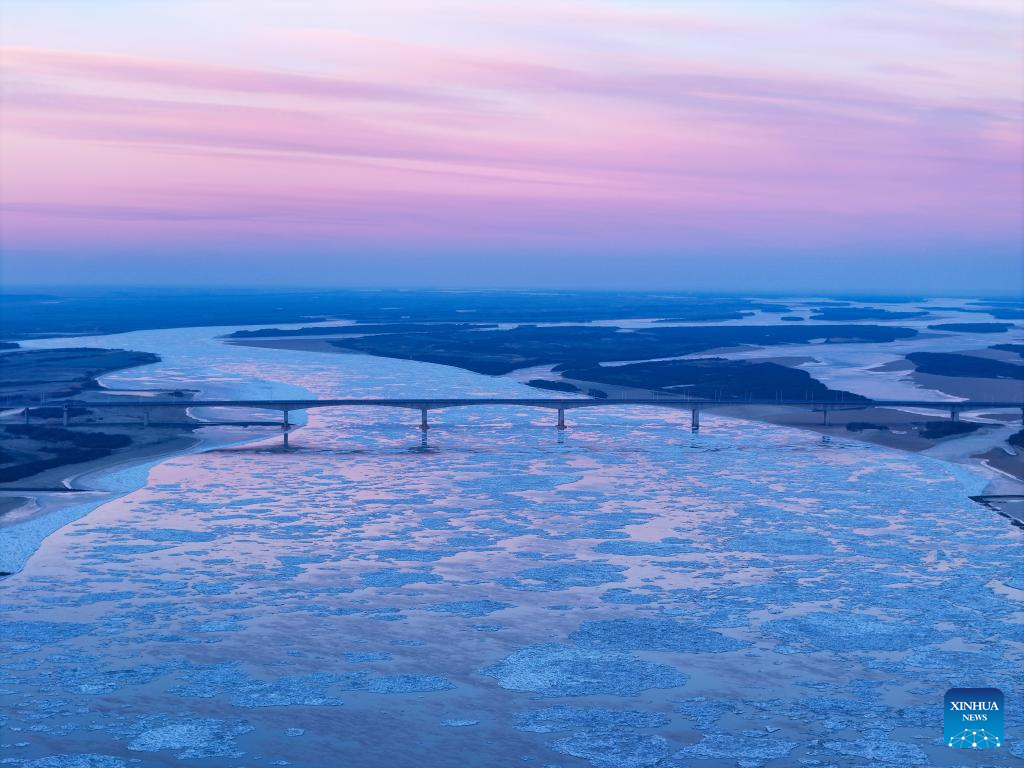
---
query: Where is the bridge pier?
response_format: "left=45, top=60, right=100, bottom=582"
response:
left=557, top=408, right=566, bottom=430
left=822, top=406, right=831, bottom=426
left=691, top=407, right=700, bottom=433
left=23, top=407, right=30, bottom=425
left=420, top=408, right=430, bottom=431
left=143, top=410, right=150, bottom=427
left=950, top=408, right=960, bottom=422
left=63, top=403, right=70, bottom=427
left=282, top=410, right=290, bottom=430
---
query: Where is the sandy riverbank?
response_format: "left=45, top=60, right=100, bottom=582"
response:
left=0, top=407, right=292, bottom=573
left=0, top=385, right=202, bottom=530
left=0, top=346, right=202, bottom=526
left=0, top=424, right=206, bottom=574
left=0, top=431, right=197, bottom=526
left=0, top=495, right=28, bottom=517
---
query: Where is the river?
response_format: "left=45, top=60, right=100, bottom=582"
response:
left=1, top=325, right=1022, bottom=766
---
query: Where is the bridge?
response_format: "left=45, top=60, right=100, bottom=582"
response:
left=9, top=397, right=1024, bottom=443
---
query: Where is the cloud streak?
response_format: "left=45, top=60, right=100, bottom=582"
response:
left=2, top=48, right=475, bottom=107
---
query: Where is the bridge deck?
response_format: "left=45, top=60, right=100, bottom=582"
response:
left=10, top=397, right=1024, bottom=410
left=7, top=397, right=1023, bottom=434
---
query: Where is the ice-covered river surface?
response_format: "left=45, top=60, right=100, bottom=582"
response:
left=2, top=327, right=1023, bottom=767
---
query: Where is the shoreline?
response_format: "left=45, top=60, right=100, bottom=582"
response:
left=0, top=418, right=205, bottom=574
left=0, top=432, right=198, bottom=527
left=0, top=419, right=290, bottom=574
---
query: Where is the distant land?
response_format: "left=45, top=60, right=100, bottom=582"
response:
left=287, top=324, right=916, bottom=376
left=555, top=358, right=865, bottom=401
left=5, top=288, right=1016, bottom=340
left=4, top=291, right=795, bottom=339
left=906, top=352, right=1024, bottom=380
left=809, top=307, right=929, bottom=321
left=927, top=322, right=1015, bottom=333
left=230, top=323, right=499, bottom=338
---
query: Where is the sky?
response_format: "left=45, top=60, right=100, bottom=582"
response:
left=1, top=0, right=1022, bottom=294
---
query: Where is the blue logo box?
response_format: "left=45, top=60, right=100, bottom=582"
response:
left=945, top=688, right=1003, bottom=748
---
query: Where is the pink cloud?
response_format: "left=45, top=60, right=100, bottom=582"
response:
left=0, top=0, right=1020, bottom=288
left=1, top=47, right=474, bottom=107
